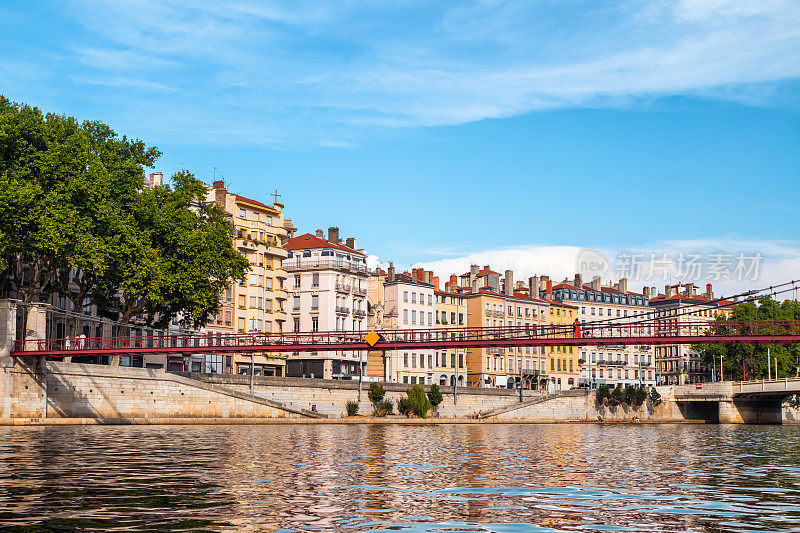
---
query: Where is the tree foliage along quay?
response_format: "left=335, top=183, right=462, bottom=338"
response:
left=691, top=297, right=800, bottom=381
left=0, top=96, right=249, bottom=334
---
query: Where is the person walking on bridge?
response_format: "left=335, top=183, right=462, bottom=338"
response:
left=573, top=318, right=582, bottom=339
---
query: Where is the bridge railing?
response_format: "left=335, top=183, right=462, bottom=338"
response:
left=12, top=320, right=800, bottom=354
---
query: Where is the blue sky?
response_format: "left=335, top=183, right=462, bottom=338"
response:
left=2, top=0, right=799, bottom=293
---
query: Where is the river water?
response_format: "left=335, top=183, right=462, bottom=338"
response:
left=0, top=423, right=799, bottom=532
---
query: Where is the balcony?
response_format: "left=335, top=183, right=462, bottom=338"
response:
left=335, top=306, right=350, bottom=315
left=353, top=287, right=367, bottom=296
left=605, top=360, right=626, bottom=366
left=335, top=283, right=351, bottom=293
left=492, top=310, right=504, bottom=318
left=274, top=289, right=289, bottom=301
left=353, top=309, right=366, bottom=318
left=284, top=259, right=368, bottom=273
left=273, top=268, right=288, bottom=280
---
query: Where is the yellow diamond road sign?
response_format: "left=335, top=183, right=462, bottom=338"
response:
left=365, top=330, right=380, bottom=347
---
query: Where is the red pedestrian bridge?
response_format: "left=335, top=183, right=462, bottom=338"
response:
left=11, top=320, right=800, bottom=358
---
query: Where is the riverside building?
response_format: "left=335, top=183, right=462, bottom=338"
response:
left=543, top=274, right=655, bottom=389
left=649, top=282, right=732, bottom=385
left=199, top=180, right=293, bottom=376
left=283, top=228, right=369, bottom=380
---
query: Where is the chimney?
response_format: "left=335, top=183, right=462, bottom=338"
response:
left=444, top=281, right=450, bottom=292
left=618, top=278, right=628, bottom=293
left=684, top=284, right=693, bottom=297
left=212, top=180, right=224, bottom=189
left=529, top=276, right=540, bottom=300
left=469, top=265, right=479, bottom=288
left=643, top=286, right=650, bottom=299
left=546, top=279, right=553, bottom=301
left=327, top=226, right=340, bottom=244
left=591, top=276, right=601, bottom=291
left=345, top=237, right=356, bottom=249
left=504, top=270, right=514, bottom=296
left=651, top=286, right=657, bottom=298
left=449, top=274, right=457, bottom=288
left=149, top=172, right=163, bottom=187
left=705, top=283, right=713, bottom=299
left=388, top=262, right=395, bottom=282
left=433, top=276, right=439, bottom=290
left=424, top=271, right=433, bottom=285
left=483, top=265, right=490, bottom=271
left=574, top=273, right=583, bottom=289
left=664, top=285, right=673, bottom=297
left=315, top=229, right=324, bottom=238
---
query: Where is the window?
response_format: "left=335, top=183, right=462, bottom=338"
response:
left=428, top=294, right=432, bottom=305
left=239, top=208, right=246, bottom=219
left=411, top=310, right=417, bottom=324
left=404, top=353, right=408, bottom=367
left=403, top=309, right=408, bottom=324
left=293, top=317, right=300, bottom=332
left=265, top=299, right=272, bottom=312
left=403, top=291, right=409, bottom=302
left=551, top=358, right=555, bottom=371
left=265, top=278, right=272, bottom=290
left=311, top=295, right=319, bottom=309
left=238, top=295, right=246, bottom=309
left=428, top=312, right=432, bottom=326
left=237, top=317, right=245, bottom=332
left=294, top=275, right=301, bottom=288
left=411, top=292, right=417, bottom=304
left=293, top=296, right=300, bottom=310
left=412, top=354, right=417, bottom=368
left=311, top=317, right=319, bottom=331
left=312, top=273, right=319, bottom=287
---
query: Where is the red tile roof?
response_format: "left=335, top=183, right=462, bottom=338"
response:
left=285, top=233, right=363, bottom=254
left=234, top=194, right=277, bottom=212
left=463, top=288, right=549, bottom=304
left=459, top=268, right=500, bottom=278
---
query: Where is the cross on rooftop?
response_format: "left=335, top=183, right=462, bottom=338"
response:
left=272, top=189, right=281, bottom=203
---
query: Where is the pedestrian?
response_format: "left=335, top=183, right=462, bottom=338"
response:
left=78, top=333, right=87, bottom=350
left=573, top=318, right=582, bottom=338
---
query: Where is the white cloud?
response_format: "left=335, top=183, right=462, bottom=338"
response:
left=407, top=238, right=800, bottom=300
left=42, top=0, right=800, bottom=144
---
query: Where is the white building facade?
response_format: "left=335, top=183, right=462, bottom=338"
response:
left=284, top=228, right=368, bottom=379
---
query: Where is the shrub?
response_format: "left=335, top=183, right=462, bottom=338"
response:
left=648, top=387, right=662, bottom=407
left=596, top=384, right=610, bottom=405
left=609, top=387, right=624, bottom=407
left=634, top=386, right=648, bottom=407
left=368, top=383, right=386, bottom=412
left=407, top=384, right=432, bottom=418
left=397, top=397, right=412, bottom=416
left=427, top=384, right=443, bottom=408
left=376, top=400, right=394, bottom=416
left=346, top=400, right=359, bottom=416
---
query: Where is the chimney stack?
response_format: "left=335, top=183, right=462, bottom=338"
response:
left=449, top=274, right=457, bottom=288
left=504, top=270, right=514, bottom=296
left=149, top=172, right=163, bottom=187
left=327, top=227, right=340, bottom=244
left=212, top=180, right=224, bottom=189
left=315, top=229, right=324, bottom=238
left=433, top=276, right=439, bottom=290
left=705, top=283, right=713, bottom=299
left=345, top=237, right=356, bottom=249
left=664, top=285, right=673, bottom=297
left=574, top=273, right=583, bottom=289
left=591, top=276, right=601, bottom=291
left=643, top=286, right=650, bottom=299
left=529, top=276, right=540, bottom=300
left=444, top=281, right=450, bottom=292
left=469, top=265, right=479, bottom=288
left=546, top=279, right=553, bottom=301
left=424, top=271, right=433, bottom=285
left=388, top=262, right=395, bottom=282
left=684, top=284, right=693, bottom=297
left=618, top=278, right=628, bottom=293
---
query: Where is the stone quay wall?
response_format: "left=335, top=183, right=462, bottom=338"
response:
left=1, top=358, right=798, bottom=424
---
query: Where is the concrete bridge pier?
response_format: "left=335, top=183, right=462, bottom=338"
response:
left=718, top=399, right=784, bottom=424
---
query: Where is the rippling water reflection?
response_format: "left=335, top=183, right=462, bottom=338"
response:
left=1, top=424, right=799, bottom=532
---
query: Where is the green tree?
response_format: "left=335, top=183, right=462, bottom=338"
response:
left=368, top=382, right=386, bottom=407
left=595, top=384, right=610, bottom=405
left=427, top=384, right=443, bottom=408
left=692, top=297, right=800, bottom=380
left=407, top=384, right=432, bottom=418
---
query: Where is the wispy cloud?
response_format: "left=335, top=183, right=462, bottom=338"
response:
left=10, top=0, right=800, bottom=144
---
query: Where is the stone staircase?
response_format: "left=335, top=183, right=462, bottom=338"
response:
left=167, top=372, right=326, bottom=418
left=479, top=390, right=587, bottom=419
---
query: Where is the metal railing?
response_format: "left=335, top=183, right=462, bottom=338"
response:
left=12, top=320, right=800, bottom=357
left=284, top=259, right=368, bottom=273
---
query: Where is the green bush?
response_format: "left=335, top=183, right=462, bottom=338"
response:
left=376, top=400, right=394, bottom=416
left=427, top=384, right=443, bottom=408
left=649, top=387, right=662, bottom=407
left=634, top=386, right=648, bottom=407
left=609, top=387, right=624, bottom=407
left=368, top=383, right=386, bottom=406
left=596, top=384, right=610, bottom=405
left=407, top=384, right=432, bottom=418
left=346, top=400, right=359, bottom=416
left=397, top=397, right=412, bottom=416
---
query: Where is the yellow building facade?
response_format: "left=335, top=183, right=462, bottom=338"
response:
left=545, top=301, right=580, bottom=390
left=434, top=290, right=466, bottom=387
